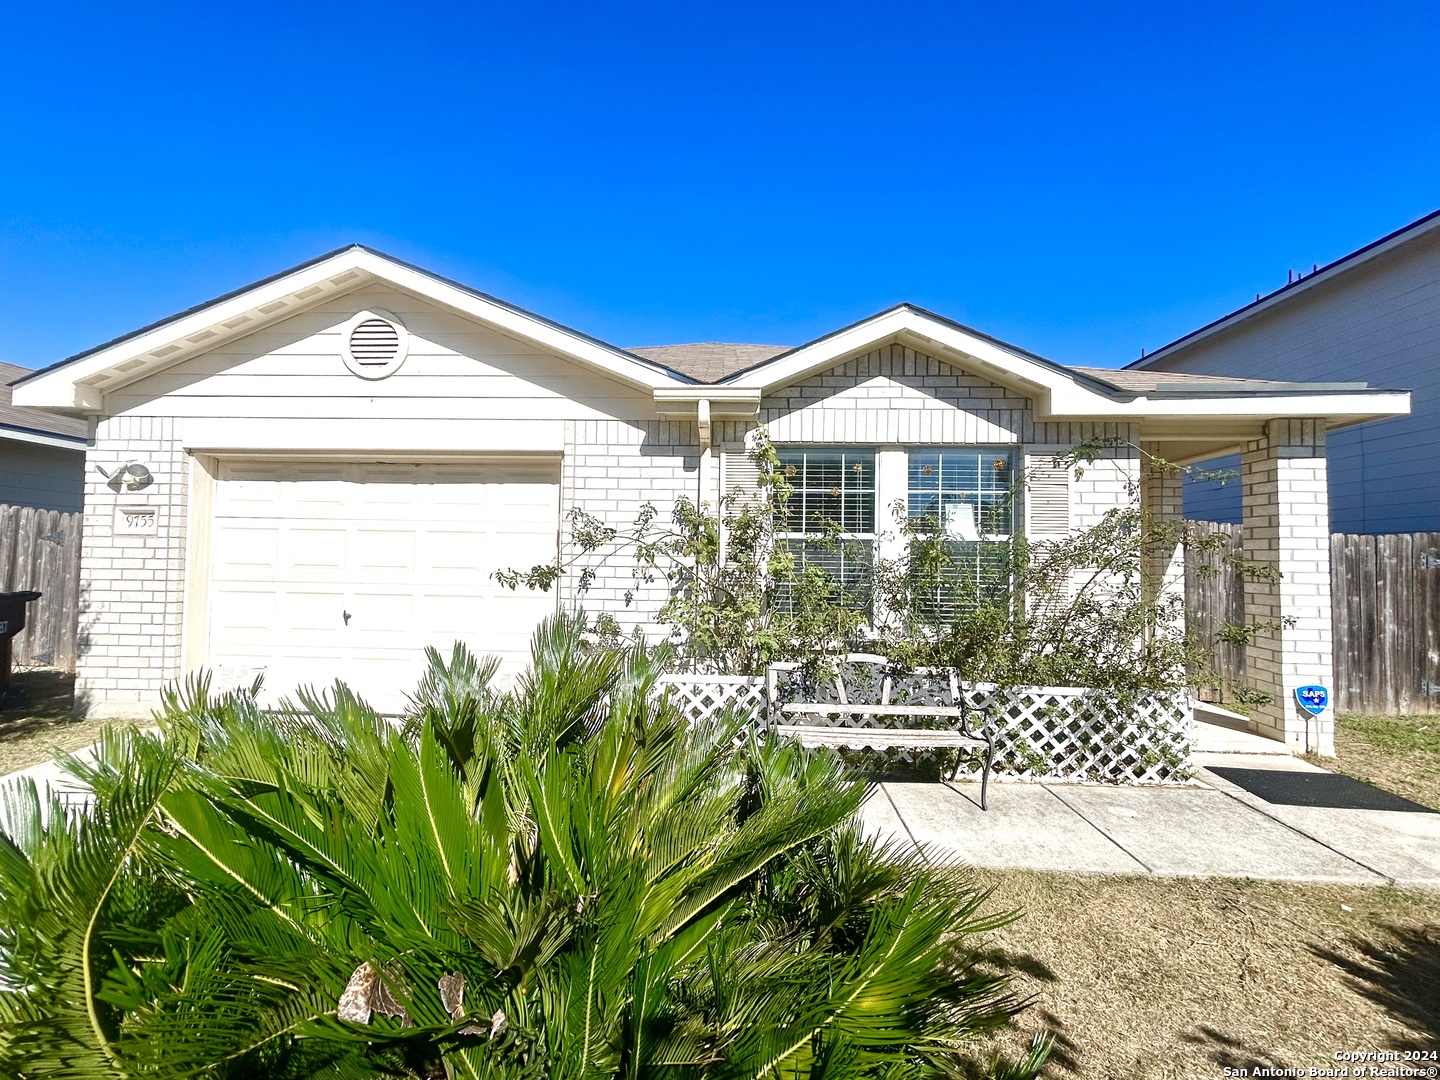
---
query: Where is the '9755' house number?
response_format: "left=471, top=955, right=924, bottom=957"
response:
left=114, top=506, right=158, bottom=536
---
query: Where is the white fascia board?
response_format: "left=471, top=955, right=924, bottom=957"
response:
left=14, top=249, right=685, bottom=411
left=1111, top=390, right=1411, bottom=424
left=0, top=426, right=88, bottom=451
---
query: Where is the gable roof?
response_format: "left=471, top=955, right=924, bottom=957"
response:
left=13, top=245, right=696, bottom=409
left=714, top=303, right=1194, bottom=403
left=12, top=248, right=1411, bottom=441
left=1128, top=206, right=1440, bottom=369
left=679, top=303, right=1408, bottom=435
left=0, top=363, right=87, bottom=448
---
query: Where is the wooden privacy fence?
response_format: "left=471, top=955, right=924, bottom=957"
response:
left=1330, top=531, right=1440, bottom=714
left=0, top=504, right=83, bottom=672
left=1184, top=524, right=1440, bottom=715
left=1184, top=522, right=1245, bottom=701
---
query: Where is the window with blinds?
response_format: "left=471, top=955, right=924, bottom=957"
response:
left=772, top=447, right=876, bottom=614
left=906, top=448, right=1018, bottom=621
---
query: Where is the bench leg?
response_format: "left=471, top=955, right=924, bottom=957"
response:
left=979, top=737, right=995, bottom=811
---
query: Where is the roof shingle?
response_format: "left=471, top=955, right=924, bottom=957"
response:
left=628, top=343, right=790, bottom=383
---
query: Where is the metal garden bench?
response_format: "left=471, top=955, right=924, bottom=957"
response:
left=765, top=653, right=997, bottom=809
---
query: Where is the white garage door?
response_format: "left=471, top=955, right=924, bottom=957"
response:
left=207, top=460, right=559, bottom=712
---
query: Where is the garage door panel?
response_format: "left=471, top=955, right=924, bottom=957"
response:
left=213, top=526, right=281, bottom=579
left=286, top=528, right=348, bottom=575
left=351, top=590, right=416, bottom=635
left=344, top=654, right=427, bottom=703
left=355, top=489, right=421, bottom=519
left=208, top=458, right=559, bottom=711
left=282, top=590, right=349, bottom=636
left=425, top=531, right=489, bottom=576
left=288, top=483, right=350, bottom=520
left=415, top=592, right=488, bottom=639
left=209, top=588, right=278, bottom=643
left=487, top=530, right=555, bottom=567
left=355, top=529, right=418, bottom=573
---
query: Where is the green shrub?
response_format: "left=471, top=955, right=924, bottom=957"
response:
left=0, top=615, right=1047, bottom=1079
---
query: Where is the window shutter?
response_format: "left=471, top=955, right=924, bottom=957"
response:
left=1024, top=453, right=1071, bottom=538
left=719, top=450, right=766, bottom=566
left=722, top=450, right=764, bottom=509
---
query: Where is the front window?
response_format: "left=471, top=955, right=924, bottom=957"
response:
left=907, top=449, right=1017, bottom=620
left=774, top=447, right=875, bottom=612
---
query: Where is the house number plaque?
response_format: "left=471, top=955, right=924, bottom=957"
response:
left=114, top=505, right=158, bottom=536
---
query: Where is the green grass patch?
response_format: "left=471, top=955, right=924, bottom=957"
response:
left=1340, top=713, right=1440, bottom=757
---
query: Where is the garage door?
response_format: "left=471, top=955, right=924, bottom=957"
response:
left=207, top=460, right=559, bottom=712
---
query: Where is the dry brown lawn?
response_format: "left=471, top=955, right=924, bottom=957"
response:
left=968, top=870, right=1440, bottom=1079
left=0, top=668, right=109, bottom=775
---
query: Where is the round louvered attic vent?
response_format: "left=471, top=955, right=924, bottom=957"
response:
left=341, top=309, right=409, bottom=379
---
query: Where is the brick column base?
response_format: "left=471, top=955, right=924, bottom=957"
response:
left=1241, top=419, right=1335, bottom=754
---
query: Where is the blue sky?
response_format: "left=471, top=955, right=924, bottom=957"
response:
left=2, top=0, right=1437, bottom=370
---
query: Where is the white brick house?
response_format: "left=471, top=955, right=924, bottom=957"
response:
left=12, top=247, right=1410, bottom=751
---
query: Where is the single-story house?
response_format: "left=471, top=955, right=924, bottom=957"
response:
left=12, top=247, right=1411, bottom=751
left=0, top=362, right=86, bottom=513
left=1128, top=206, right=1440, bottom=534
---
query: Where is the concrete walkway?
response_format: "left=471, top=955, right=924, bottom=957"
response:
left=860, top=720, right=1440, bottom=889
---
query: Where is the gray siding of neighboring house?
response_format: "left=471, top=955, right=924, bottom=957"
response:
left=1182, top=452, right=1242, bottom=523
left=1145, top=226, right=1440, bottom=534
left=0, top=441, right=85, bottom=513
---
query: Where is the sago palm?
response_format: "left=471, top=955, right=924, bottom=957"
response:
left=0, top=613, right=1047, bottom=1079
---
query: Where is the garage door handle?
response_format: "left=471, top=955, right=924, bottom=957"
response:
left=343, top=610, right=352, bottom=625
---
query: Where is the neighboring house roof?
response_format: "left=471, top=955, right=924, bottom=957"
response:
left=1128, top=206, right=1440, bottom=369
left=0, top=362, right=87, bottom=449
left=629, top=343, right=790, bottom=383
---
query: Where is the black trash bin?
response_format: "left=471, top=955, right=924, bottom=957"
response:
left=0, top=591, right=41, bottom=692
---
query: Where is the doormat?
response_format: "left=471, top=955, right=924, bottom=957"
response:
left=1207, top=766, right=1436, bottom=813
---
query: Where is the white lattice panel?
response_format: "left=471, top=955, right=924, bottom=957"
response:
left=947, top=684, right=1195, bottom=785
left=656, top=674, right=766, bottom=727
left=657, top=673, right=1194, bottom=784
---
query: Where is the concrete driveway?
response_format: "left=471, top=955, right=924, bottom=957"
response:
left=861, top=748, right=1440, bottom=888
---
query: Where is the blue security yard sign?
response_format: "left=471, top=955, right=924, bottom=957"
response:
left=1295, top=685, right=1330, bottom=716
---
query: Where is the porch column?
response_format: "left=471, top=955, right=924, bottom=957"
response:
left=1241, top=419, right=1335, bottom=754
left=1141, top=455, right=1185, bottom=625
